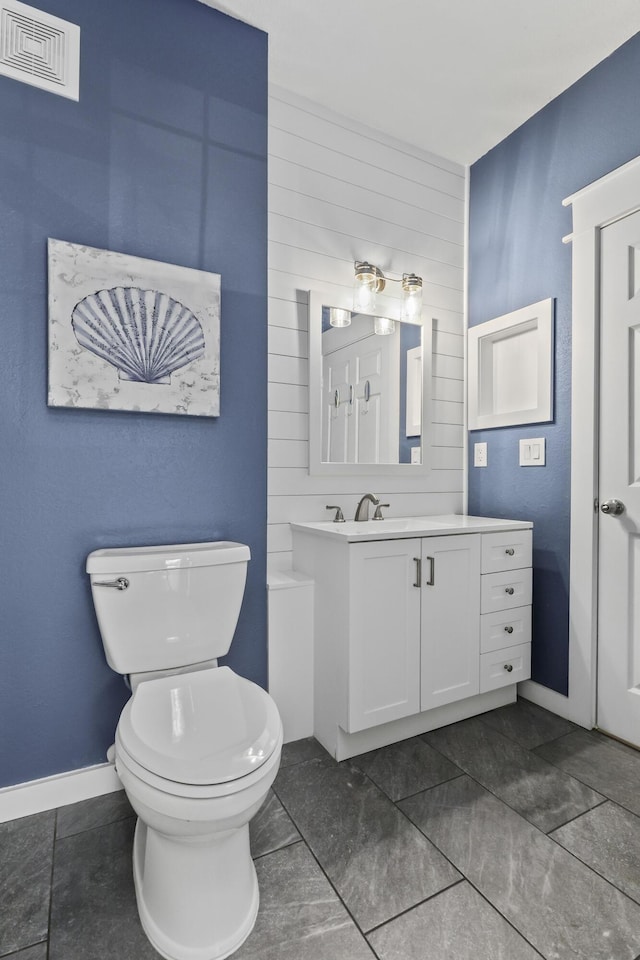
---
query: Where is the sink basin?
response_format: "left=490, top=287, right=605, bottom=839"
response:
left=339, top=518, right=451, bottom=534
left=290, top=514, right=533, bottom=542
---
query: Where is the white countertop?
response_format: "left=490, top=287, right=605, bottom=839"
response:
left=290, top=514, right=533, bottom=543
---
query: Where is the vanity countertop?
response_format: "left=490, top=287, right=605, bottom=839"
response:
left=290, top=514, right=533, bottom=543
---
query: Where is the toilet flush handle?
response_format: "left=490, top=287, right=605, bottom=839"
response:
left=93, top=577, right=130, bottom=591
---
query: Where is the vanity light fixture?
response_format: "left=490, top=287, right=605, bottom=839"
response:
left=353, top=261, right=423, bottom=324
left=329, top=307, right=351, bottom=328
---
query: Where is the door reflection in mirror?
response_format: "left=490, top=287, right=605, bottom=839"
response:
left=321, top=307, right=422, bottom=465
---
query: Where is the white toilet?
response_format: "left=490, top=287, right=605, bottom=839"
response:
left=87, top=541, right=283, bottom=960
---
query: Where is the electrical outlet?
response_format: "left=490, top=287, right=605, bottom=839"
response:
left=474, top=442, right=488, bottom=467
left=410, top=446, right=421, bottom=464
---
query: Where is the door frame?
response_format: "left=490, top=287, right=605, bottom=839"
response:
left=519, top=155, right=640, bottom=728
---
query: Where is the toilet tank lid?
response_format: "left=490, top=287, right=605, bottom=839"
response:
left=86, top=541, right=250, bottom=574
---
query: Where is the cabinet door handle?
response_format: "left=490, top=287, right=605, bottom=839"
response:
left=504, top=625, right=514, bottom=634
left=505, top=547, right=515, bottom=556
left=426, top=556, right=435, bottom=586
left=413, top=557, right=422, bottom=588
left=504, top=663, right=514, bottom=673
left=505, top=586, right=515, bottom=595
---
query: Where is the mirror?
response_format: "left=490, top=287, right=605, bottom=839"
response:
left=308, top=292, right=432, bottom=476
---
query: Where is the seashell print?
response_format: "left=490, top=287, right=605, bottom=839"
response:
left=71, top=287, right=206, bottom=385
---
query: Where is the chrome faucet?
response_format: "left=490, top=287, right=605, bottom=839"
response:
left=354, top=493, right=380, bottom=521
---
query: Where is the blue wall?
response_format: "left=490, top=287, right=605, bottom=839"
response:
left=468, top=32, right=640, bottom=694
left=0, top=0, right=267, bottom=788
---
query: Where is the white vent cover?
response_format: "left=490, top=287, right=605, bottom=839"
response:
left=0, top=0, right=79, bottom=100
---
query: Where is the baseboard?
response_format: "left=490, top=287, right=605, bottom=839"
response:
left=518, top=679, right=591, bottom=728
left=0, top=761, right=122, bottom=824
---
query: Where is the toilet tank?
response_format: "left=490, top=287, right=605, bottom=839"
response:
left=86, top=541, right=250, bottom=675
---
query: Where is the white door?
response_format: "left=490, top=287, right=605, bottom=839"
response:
left=322, top=354, right=350, bottom=462
left=321, top=319, right=400, bottom=463
left=598, top=208, right=640, bottom=747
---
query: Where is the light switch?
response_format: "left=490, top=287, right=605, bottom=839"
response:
left=520, top=437, right=546, bottom=466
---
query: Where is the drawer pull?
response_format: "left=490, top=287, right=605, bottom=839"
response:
left=505, top=587, right=515, bottom=595
left=505, top=548, right=515, bottom=556
left=426, top=556, right=435, bottom=586
left=504, top=625, right=514, bottom=634
left=413, top=557, right=422, bottom=588
left=504, top=663, right=514, bottom=673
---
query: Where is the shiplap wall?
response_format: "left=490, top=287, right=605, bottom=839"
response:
left=267, top=87, right=466, bottom=571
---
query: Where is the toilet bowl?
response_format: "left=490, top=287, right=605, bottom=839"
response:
left=87, top=542, right=283, bottom=960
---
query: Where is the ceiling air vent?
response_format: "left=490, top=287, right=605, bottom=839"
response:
left=0, top=0, right=79, bottom=100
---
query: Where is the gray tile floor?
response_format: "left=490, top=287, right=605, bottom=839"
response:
left=4, top=699, right=640, bottom=959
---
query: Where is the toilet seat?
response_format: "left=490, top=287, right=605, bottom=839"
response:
left=115, top=731, right=282, bottom=801
left=117, top=666, right=281, bottom=790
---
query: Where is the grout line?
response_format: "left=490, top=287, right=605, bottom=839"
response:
left=546, top=803, right=640, bottom=907
left=251, top=836, right=303, bottom=862
left=385, top=750, right=608, bottom=958
left=546, top=797, right=609, bottom=835
left=457, top=880, right=546, bottom=959
left=530, top=733, right=640, bottom=820
left=271, top=784, right=383, bottom=955
left=363, top=876, right=466, bottom=937
left=45, top=811, right=57, bottom=960
left=414, top=729, right=601, bottom=841
left=388, top=771, right=465, bottom=805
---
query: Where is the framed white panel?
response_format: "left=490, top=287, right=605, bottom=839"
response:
left=468, top=298, right=554, bottom=430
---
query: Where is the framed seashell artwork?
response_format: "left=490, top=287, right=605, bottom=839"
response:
left=47, top=239, right=221, bottom=417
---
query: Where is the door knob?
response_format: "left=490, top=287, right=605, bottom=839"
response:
left=600, top=499, right=625, bottom=516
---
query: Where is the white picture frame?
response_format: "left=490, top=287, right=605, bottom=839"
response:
left=468, top=298, right=554, bottom=430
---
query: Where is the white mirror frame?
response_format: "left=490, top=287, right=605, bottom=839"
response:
left=467, top=298, right=554, bottom=430
left=308, top=291, right=433, bottom=476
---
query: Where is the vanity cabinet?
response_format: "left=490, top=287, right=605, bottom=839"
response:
left=291, top=515, right=532, bottom=760
left=348, top=535, right=481, bottom=732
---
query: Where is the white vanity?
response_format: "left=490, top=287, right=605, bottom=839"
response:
left=291, top=514, right=532, bottom=760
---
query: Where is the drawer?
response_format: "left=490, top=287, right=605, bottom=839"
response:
left=481, top=530, right=532, bottom=574
left=481, top=605, right=531, bottom=653
left=481, top=568, right=532, bottom=614
left=480, top=642, right=531, bottom=692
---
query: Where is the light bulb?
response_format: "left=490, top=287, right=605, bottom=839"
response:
left=329, top=308, right=351, bottom=327
left=401, top=273, right=423, bottom=322
left=354, top=261, right=385, bottom=313
left=374, top=316, right=396, bottom=336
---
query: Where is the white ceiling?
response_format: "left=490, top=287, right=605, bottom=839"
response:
left=200, top=0, right=640, bottom=166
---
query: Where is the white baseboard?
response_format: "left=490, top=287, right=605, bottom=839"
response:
left=0, top=761, right=122, bottom=824
left=518, top=679, right=591, bottom=728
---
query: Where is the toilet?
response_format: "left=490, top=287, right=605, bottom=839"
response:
left=86, top=541, right=283, bottom=960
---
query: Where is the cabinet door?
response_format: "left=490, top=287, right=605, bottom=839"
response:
left=421, top=534, right=481, bottom=710
left=347, top=539, right=421, bottom=733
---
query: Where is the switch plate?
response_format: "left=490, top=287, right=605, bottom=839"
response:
left=410, top=446, right=421, bottom=464
left=474, top=442, right=488, bottom=467
left=519, top=437, right=546, bottom=466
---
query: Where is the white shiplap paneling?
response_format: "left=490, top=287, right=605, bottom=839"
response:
left=267, top=88, right=465, bottom=571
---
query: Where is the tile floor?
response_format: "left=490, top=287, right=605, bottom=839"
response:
left=3, top=699, right=640, bottom=959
